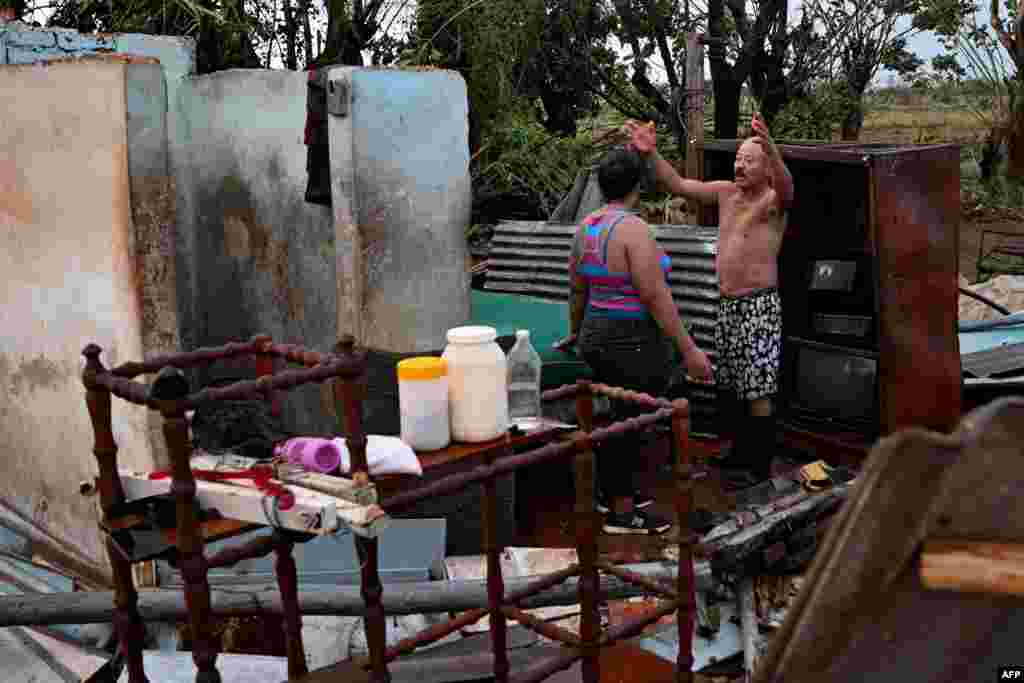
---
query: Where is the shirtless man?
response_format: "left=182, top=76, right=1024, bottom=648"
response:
left=627, top=113, right=794, bottom=486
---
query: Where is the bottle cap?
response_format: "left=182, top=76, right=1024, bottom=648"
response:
left=397, top=356, right=448, bottom=380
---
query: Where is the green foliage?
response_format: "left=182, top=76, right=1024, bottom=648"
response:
left=471, top=113, right=598, bottom=223
left=770, top=82, right=856, bottom=140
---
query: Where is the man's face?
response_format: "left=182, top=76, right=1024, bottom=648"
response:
left=734, top=139, right=768, bottom=189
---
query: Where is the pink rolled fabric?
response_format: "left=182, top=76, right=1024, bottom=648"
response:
left=274, top=437, right=342, bottom=474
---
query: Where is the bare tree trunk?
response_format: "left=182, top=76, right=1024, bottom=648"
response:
left=284, top=0, right=299, bottom=70
left=1007, top=73, right=1024, bottom=179
left=301, top=0, right=314, bottom=67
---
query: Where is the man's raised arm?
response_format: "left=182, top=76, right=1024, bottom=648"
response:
left=751, top=112, right=794, bottom=209
left=624, top=120, right=730, bottom=205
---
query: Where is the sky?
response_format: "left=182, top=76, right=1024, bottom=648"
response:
left=18, top=0, right=1013, bottom=85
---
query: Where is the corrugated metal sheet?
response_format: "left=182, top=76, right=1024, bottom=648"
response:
left=484, top=220, right=721, bottom=426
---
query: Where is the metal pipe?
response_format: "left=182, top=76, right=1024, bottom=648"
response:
left=0, top=561, right=714, bottom=627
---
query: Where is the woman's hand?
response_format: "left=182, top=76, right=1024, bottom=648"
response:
left=684, top=347, right=714, bottom=384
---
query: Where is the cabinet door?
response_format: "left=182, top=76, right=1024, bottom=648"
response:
left=871, top=149, right=961, bottom=434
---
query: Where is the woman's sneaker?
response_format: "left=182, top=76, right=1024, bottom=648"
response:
left=602, top=509, right=672, bottom=535
left=596, top=491, right=655, bottom=514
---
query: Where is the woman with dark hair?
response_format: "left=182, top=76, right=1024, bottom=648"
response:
left=558, top=146, right=713, bottom=534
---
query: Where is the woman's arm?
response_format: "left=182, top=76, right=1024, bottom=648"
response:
left=621, top=218, right=713, bottom=380
left=559, top=234, right=589, bottom=350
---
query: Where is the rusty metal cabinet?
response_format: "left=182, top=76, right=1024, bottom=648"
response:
left=702, top=141, right=962, bottom=453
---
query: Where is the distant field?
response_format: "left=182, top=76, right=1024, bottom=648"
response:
left=859, top=106, right=986, bottom=145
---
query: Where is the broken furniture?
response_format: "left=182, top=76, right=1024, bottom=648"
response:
left=752, top=397, right=1024, bottom=682
left=298, top=381, right=699, bottom=683
left=82, top=334, right=378, bottom=682
left=701, top=141, right=962, bottom=462
left=977, top=229, right=1024, bottom=282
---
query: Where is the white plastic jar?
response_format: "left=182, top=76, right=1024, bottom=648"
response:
left=442, top=326, right=509, bottom=442
left=396, top=357, right=451, bottom=451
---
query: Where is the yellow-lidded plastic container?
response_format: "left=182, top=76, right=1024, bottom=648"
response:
left=396, top=357, right=450, bottom=451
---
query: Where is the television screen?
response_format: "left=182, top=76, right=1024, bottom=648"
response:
left=809, top=260, right=858, bottom=292
left=791, top=345, right=877, bottom=423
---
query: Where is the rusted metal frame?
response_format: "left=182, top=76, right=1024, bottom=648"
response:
left=589, top=383, right=674, bottom=410
left=574, top=383, right=601, bottom=683
left=108, top=337, right=266, bottom=378
left=504, top=564, right=581, bottom=604
left=201, top=529, right=306, bottom=677
left=162, top=390, right=221, bottom=682
left=540, top=382, right=584, bottom=403
left=382, top=439, right=581, bottom=513
left=672, top=401, right=696, bottom=682
left=508, top=649, right=583, bottom=683
left=275, top=535, right=308, bottom=678
left=594, top=560, right=678, bottom=600
left=605, top=598, right=682, bottom=643
left=331, top=337, right=388, bottom=682
left=500, top=605, right=582, bottom=647
left=88, top=350, right=367, bottom=413
left=381, top=608, right=489, bottom=663
left=204, top=533, right=278, bottom=570
left=483, top=442, right=511, bottom=683
left=82, top=345, right=148, bottom=683
left=109, top=335, right=337, bottom=380
left=381, top=409, right=674, bottom=514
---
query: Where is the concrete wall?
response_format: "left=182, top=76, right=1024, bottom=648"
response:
left=172, top=69, right=337, bottom=435
left=328, top=67, right=472, bottom=353
left=0, top=59, right=176, bottom=572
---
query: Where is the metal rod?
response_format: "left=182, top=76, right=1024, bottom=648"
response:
left=504, top=564, right=580, bottom=604
left=483, top=444, right=510, bottom=683
left=673, top=401, right=696, bottom=683
left=604, top=599, right=680, bottom=643
left=382, top=408, right=674, bottom=513
left=383, top=609, right=489, bottom=663
left=575, top=383, right=600, bottom=683
left=595, top=560, right=678, bottom=600
left=501, top=605, right=581, bottom=647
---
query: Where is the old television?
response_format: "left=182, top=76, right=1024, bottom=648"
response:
left=804, top=256, right=876, bottom=345
left=784, top=338, right=879, bottom=435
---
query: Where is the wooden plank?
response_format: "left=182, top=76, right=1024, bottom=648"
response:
left=920, top=539, right=1024, bottom=596
left=118, top=469, right=390, bottom=537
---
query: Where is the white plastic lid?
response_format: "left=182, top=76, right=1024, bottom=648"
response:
left=516, top=329, right=530, bottom=340
left=446, top=325, right=498, bottom=345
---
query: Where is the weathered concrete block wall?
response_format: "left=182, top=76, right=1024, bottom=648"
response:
left=0, top=59, right=177, bottom=572
left=327, top=68, right=472, bottom=353
left=172, top=70, right=337, bottom=435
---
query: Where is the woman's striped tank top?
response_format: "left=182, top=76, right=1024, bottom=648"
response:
left=572, top=206, right=672, bottom=320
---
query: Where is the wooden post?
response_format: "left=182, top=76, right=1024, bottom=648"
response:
left=684, top=33, right=707, bottom=227
left=574, top=382, right=600, bottom=683
left=672, top=400, right=695, bottom=683
left=333, top=336, right=389, bottom=682
left=82, top=345, right=148, bottom=683
left=483, top=444, right=510, bottom=683
left=275, top=534, right=308, bottom=678
left=163, top=397, right=222, bottom=683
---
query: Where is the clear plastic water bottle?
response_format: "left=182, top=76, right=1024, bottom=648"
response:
left=507, top=329, right=542, bottom=421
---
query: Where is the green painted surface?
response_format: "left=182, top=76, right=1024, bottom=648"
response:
left=469, top=289, right=592, bottom=389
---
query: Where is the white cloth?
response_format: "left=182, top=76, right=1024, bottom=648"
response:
left=333, top=435, right=423, bottom=477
